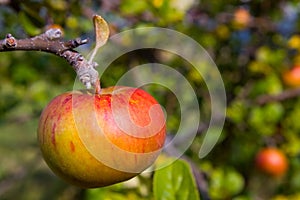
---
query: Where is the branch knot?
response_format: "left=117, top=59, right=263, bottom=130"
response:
left=2, top=34, right=17, bottom=48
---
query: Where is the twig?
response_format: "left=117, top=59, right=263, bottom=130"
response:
left=255, top=87, right=300, bottom=105
left=0, top=28, right=101, bottom=93
left=164, top=135, right=210, bottom=200
left=186, top=158, right=210, bottom=200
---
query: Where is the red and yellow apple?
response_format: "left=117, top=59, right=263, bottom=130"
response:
left=38, top=86, right=166, bottom=188
left=283, top=65, right=300, bottom=87
left=255, top=147, right=288, bottom=177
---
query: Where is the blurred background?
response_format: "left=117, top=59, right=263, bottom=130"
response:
left=1, top=0, right=300, bottom=199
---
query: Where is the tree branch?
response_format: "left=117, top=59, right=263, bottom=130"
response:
left=255, top=87, right=300, bottom=105
left=0, top=28, right=101, bottom=93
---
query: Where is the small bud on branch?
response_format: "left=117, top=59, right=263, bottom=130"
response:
left=3, top=34, right=17, bottom=48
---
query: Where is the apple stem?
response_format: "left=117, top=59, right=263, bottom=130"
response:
left=95, top=79, right=101, bottom=94
left=0, top=28, right=100, bottom=92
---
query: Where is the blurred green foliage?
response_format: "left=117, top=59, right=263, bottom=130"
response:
left=2, top=0, right=300, bottom=199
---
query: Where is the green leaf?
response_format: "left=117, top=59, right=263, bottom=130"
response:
left=153, top=159, right=200, bottom=200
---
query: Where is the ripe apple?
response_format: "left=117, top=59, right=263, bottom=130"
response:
left=233, top=7, right=251, bottom=29
left=37, top=86, right=166, bottom=188
left=255, top=147, right=288, bottom=177
left=283, top=65, right=300, bottom=87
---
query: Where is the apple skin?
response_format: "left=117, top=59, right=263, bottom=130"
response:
left=283, top=65, right=300, bottom=87
left=255, top=148, right=288, bottom=177
left=37, top=86, right=166, bottom=188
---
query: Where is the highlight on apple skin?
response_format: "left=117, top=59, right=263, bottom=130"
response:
left=37, top=86, right=166, bottom=188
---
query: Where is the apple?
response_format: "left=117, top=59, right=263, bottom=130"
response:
left=233, top=7, right=251, bottom=29
left=255, top=147, right=288, bottom=177
left=283, top=65, right=300, bottom=87
left=37, top=86, right=166, bottom=188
